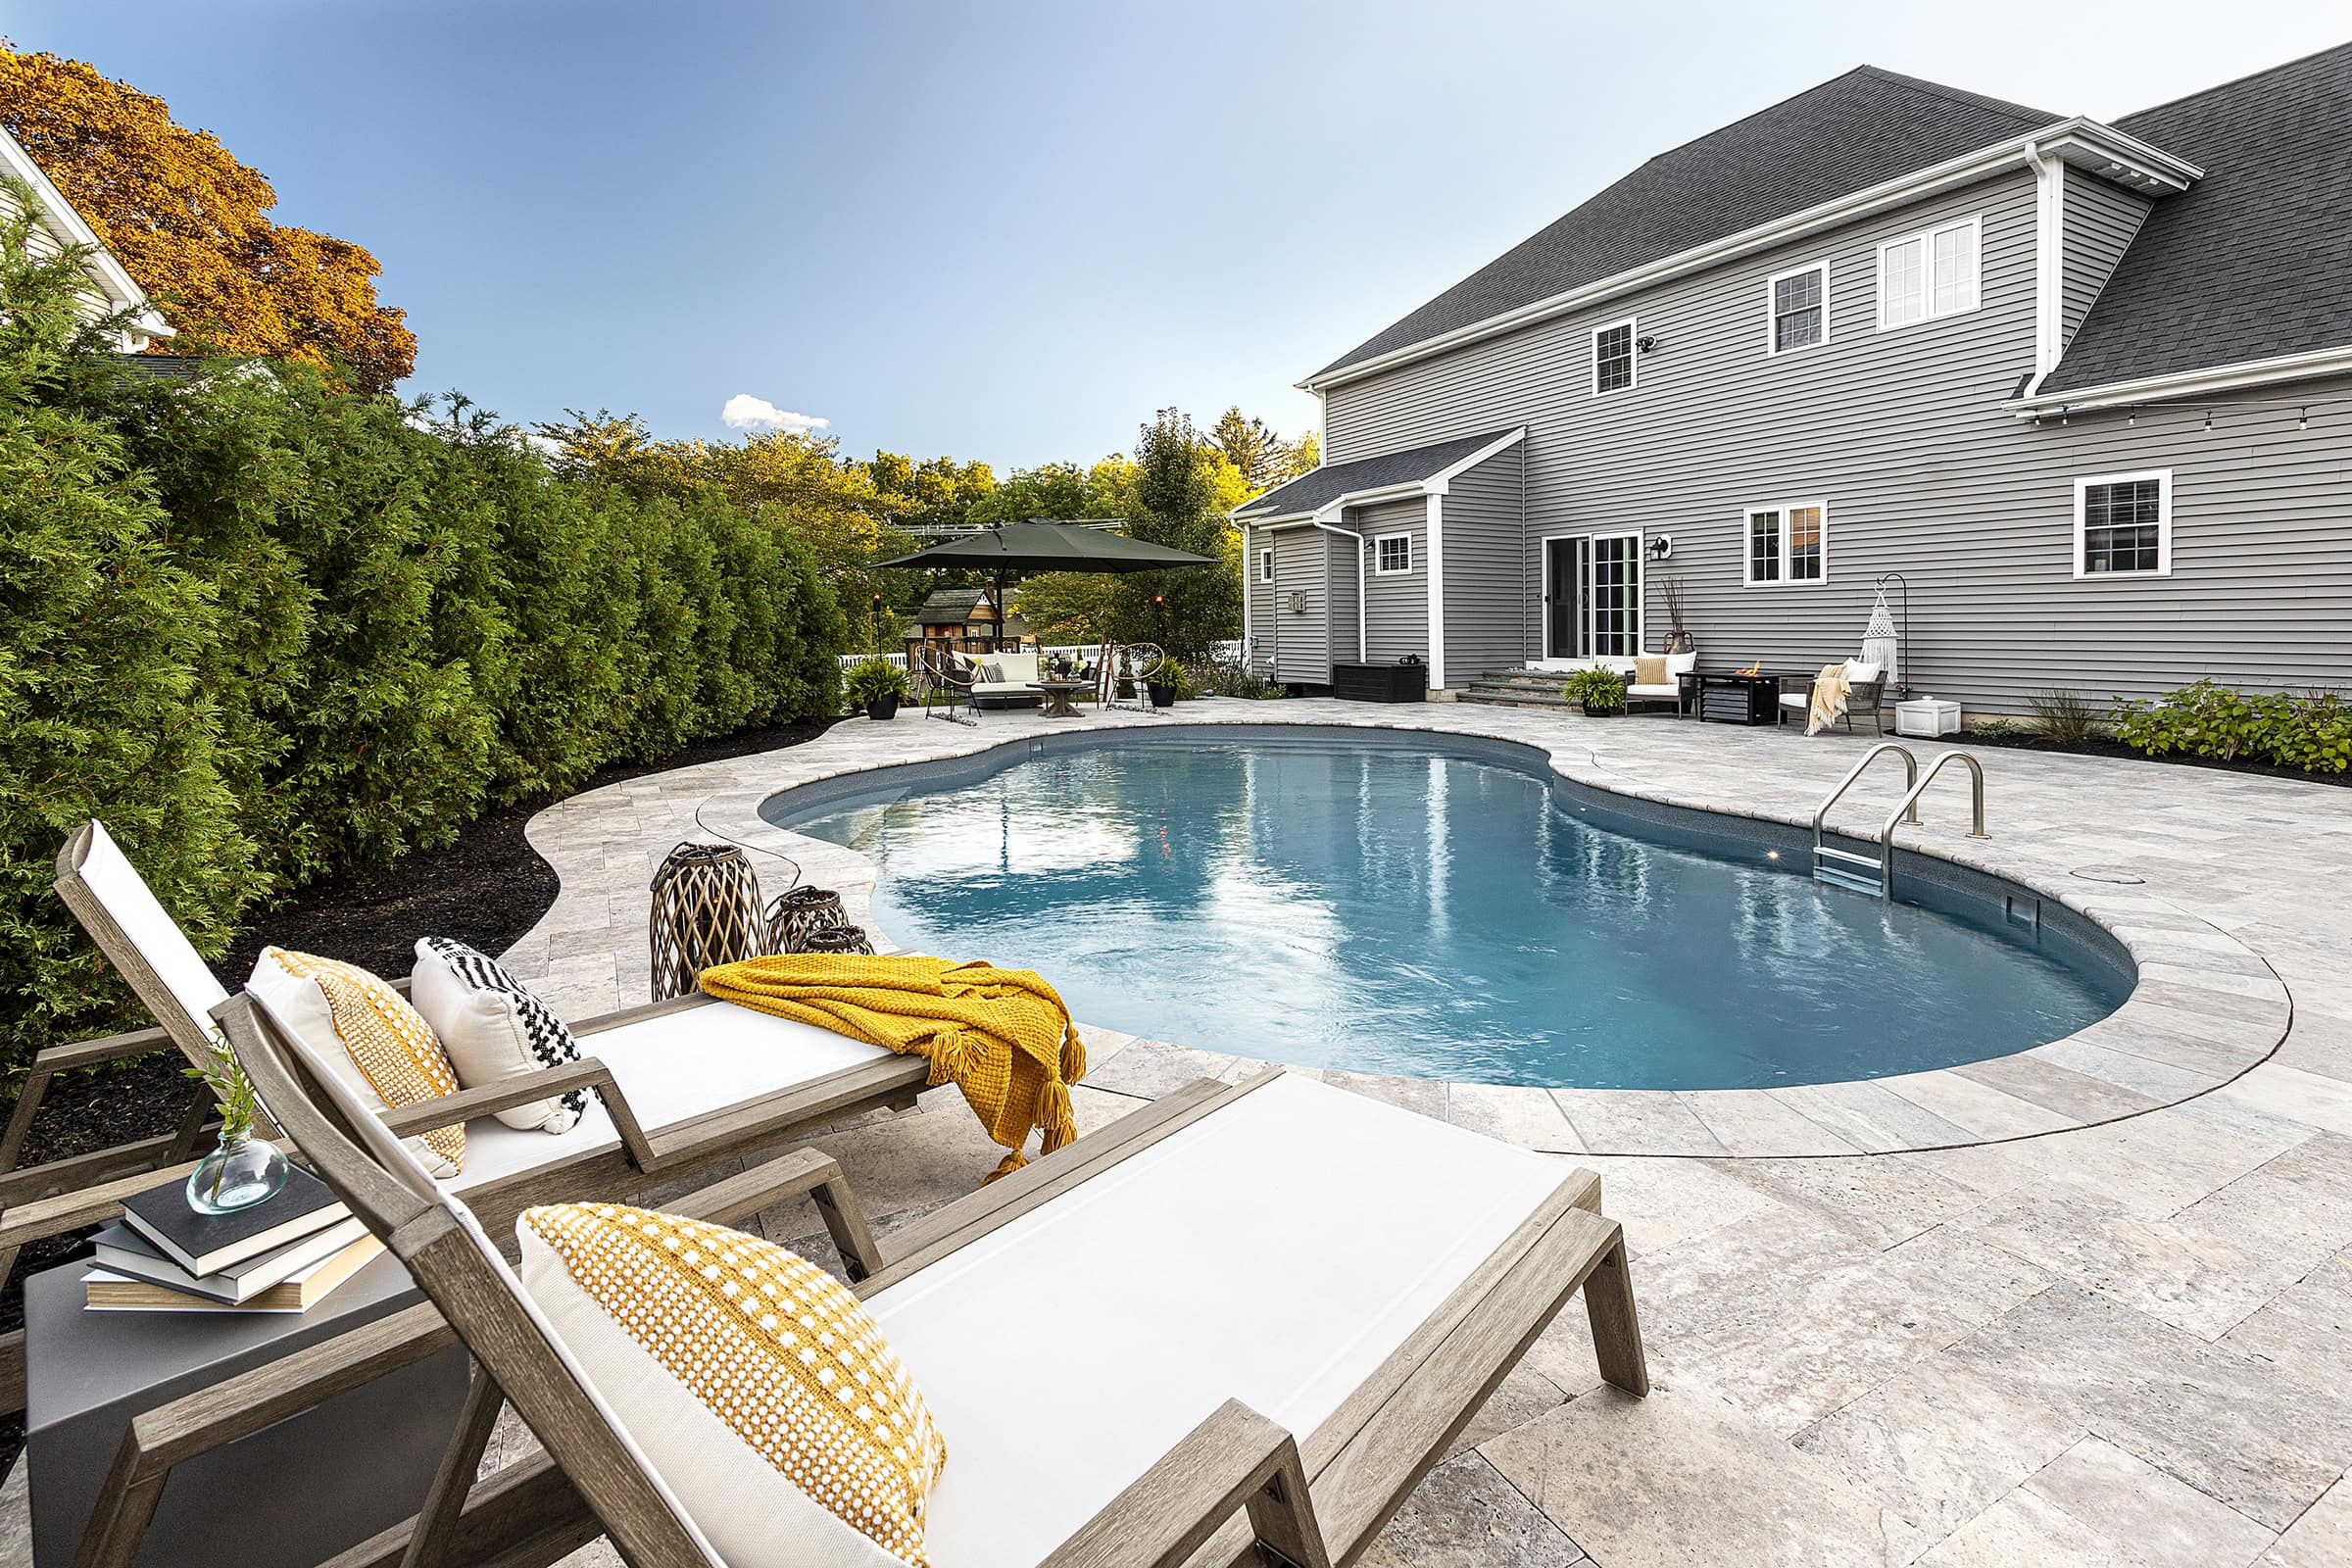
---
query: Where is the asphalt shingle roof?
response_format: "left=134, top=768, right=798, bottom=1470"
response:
left=1234, top=430, right=1519, bottom=518
left=1314, top=67, right=2055, bottom=379
left=2038, top=42, right=2352, bottom=395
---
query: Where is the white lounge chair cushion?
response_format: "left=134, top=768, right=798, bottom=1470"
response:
left=445, top=1002, right=899, bottom=1194
left=69, top=822, right=231, bottom=1045
left=410, top=937, right=584, bottom=1134
left=518, top=1202, right=946, bottom=1568
left=1779, top=692, right=1810, bottom=709
left=870, top=1072, right=1567, bottom=1568
left=1626, top=684, right=1682, bottom=699
left=248, top=949, right=466, bottom=1178
left=987, top=652, right=1041, bottom=684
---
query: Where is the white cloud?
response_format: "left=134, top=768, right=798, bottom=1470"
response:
left=721, top=394, right=829, bottom=434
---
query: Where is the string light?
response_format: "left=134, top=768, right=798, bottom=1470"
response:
left=2299, top=407, right=2310, bottom=430
left=2203, top=409, right=2213, bottom=431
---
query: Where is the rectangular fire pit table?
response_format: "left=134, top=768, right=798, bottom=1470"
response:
left=1696, top=670, right=1786, bottom=725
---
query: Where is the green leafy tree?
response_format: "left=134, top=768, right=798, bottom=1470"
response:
left=1113, top=410, right=1245, bottom=660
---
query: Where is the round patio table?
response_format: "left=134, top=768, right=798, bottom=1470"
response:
left=1036, top=679, right=1090, bottom=718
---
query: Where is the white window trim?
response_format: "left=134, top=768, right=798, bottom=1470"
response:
left=1741, top=500, right=1831, bottom=587
left=1875, top=214, right=1982, bottom=333
left=1592, top=317, right=1638, bottom=397
left=1257, top=546, right=1274, bottom=584
left=2073, top=468, right=2173, bottom=579
left=1765, top=260, right=1832, bottom=356
left=1371, top=532, right=1413, bottom=576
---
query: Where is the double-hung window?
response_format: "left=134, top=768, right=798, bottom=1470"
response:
left=1877, top=216, right=1980, bottom=330
left=1592, top=319, right=1636, bottom=395
left=1768, top=262, right=1829, bottom=353
left=1257, top=546, right=1274, bottom=584
left=1373, top=533, right=1412, bottom=575
left=1743, top=501, right=1828, bottom=585
left=2075, top=470, right=2171, bottom=577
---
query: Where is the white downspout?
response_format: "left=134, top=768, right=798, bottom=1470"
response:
left=2027, top=139, right=2065, bottom=394
left=1239, top=521, right=1252, bottom=669
left=1311, top=519, right=1368, bottom=662
left=1424, top=491, right=1446, bottom=690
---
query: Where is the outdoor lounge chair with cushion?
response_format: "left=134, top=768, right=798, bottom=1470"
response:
left=1779, top=660, right=1886, bottom=733
left=50, top=821, right=932, bottom=1238
left=79, top=990, right=1646, bottom=1568
left=1624, top=650, right=1698, bottom=714
left=962, top=648, right=1048, bottom=710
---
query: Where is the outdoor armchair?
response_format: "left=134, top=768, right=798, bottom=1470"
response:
left=1779, top=660, right=1889, bottom=734
left=110, top=989, right=1647, bottom=1568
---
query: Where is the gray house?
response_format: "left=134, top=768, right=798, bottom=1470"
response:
left=1236, top=46, right=2352, bottom=712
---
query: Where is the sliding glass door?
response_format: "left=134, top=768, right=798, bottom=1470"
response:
left=1543, top=533, right=1643, bottom=659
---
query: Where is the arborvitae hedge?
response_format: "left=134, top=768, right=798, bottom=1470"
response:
left=1, top=200, right=845, bottom=1075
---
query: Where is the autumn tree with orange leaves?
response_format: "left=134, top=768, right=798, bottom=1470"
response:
left=0, top=47, right=416, bottom=391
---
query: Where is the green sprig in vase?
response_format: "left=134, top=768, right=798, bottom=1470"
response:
left=184, top=1030, right=289, bottom=1215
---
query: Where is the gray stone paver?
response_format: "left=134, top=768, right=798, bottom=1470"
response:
left=487, top=698, right=2349, bottom=1568
left=11, top=699, right=2344, bottom=1567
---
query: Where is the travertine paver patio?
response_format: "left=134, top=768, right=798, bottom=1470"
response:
left=10, top=698, right=2344, bottom=1567
left=491, top=697, right=2352, bottom=1567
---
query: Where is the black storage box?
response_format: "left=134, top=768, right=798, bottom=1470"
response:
left=1331, top=661, right=1428, bottom=703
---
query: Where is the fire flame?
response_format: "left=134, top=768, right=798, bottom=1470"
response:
left=1737, top=661, right=1763, bottom=676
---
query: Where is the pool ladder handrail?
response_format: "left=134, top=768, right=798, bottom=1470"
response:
left=1811, top=743, right=1989, bottom=900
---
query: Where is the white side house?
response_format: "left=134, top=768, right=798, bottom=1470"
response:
left=0, top=123, right=172, bottom=351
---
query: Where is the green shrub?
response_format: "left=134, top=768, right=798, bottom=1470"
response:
left=2028, top=688, right=2102, bottom=745
left=1199, top=657, right=1281, bottom=700
left=0, top=188, right=850, bottom=1079
left=844, top=658, right=909, bottom=708
left=1563, top=667, right=1627, bottom=710
left=2111, top=680, right=2351, bottom=774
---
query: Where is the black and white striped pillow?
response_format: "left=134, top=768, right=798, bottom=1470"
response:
left=411, top=937, right=587, bottom=1133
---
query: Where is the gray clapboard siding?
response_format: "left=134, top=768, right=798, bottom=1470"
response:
left=1246, top=529, right=1278, bottom=675
left=1319, top=166, right=2352, bottom=710
left=1351, top=496, right=1428, bottom=666
left=1326, top=527, right=1362, bottom=665
left=2061, top=170, right=2150, bottom=350
left=1439, top=446, right=1528, bottom=676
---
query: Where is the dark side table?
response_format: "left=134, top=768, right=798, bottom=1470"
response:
left=24, top=1250, right=468, bottom=1568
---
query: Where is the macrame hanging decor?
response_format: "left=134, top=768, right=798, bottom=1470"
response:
left=1861, top=585, right=1901, bottom=690
left=647, top=842, right=764, bottom=1001
left=763, top=885, right=849, bottom=955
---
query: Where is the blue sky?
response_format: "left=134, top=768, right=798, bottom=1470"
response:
left=5, top=1, right=2343, bottom=468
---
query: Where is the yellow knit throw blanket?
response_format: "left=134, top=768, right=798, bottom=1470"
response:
left=699, top=955, right=1086, bottom=1181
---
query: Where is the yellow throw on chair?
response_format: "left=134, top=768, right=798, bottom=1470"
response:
left=1805, top=662, right=1852, bottom=736
left=699, top=955, right=1086, bottom=1181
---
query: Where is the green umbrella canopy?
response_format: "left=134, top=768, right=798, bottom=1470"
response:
left=875, top=518, right=1215, bottom=573
left=877, top=519, right=1215, bottom=651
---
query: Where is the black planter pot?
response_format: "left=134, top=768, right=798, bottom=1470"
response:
left=1580, top=701, right=1624, bottom=717
left=865, top=695, right=901, bottom=721
left=1148, top=683, right=1177, bottom=709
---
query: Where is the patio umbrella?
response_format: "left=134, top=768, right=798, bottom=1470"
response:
left=876, top=519, right=1216, bottom=649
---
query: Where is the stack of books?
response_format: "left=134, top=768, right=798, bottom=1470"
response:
left=84, top=1165, right=381, bottom=1314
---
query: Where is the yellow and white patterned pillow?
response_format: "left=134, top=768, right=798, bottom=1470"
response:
left=247, top=947, right=466, bottom=1175
left=517, top=1203, right=946, bottom=1568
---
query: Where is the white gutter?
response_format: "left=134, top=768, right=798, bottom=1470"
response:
left=2009, top=343, right=2352, bottom=416
left=1311, top=520, right=1368, bottom=662
left=1298, top=119, right=2198, bottom=395
left=2027, top=140, right=2066, bottom=394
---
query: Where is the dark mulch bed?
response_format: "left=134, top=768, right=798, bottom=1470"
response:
left=0, top=715, right=838, bottom=1463
left=1959, top=728, right=2351, bottom=788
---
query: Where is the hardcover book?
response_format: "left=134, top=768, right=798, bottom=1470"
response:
left=119, top=1163, right=350, bottom=1277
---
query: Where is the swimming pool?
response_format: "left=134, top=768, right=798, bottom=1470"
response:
left=765, top=730, right=2132, bottom=1091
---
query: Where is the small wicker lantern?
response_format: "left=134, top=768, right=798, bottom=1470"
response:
left=648, top=842, right=764, bottom=1001
left=763, top=885, right=848, bottom=955
left=799, top=923, right=876, bottom=956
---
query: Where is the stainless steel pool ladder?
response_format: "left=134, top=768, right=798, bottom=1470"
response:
left=1811, top=744, right=1987, bottom=899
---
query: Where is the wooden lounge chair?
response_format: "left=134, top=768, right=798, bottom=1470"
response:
left=50, top=821, right=931, bottom=1237
left=74, top=988, right=1649, bottom=1568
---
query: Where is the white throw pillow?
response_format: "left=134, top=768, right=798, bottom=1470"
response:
left=1845, top=661, right=1885, bottom=684
left=246, top=949, right=464, bottom=1178
left=517, top=1204, right=946, bottom=1568
left=991, top=652, right=1041, bottom=684
left=410, top=938, right=585, bottom=1134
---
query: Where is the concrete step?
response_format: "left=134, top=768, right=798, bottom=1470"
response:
left=1457, top=687, right=1577, bottom=710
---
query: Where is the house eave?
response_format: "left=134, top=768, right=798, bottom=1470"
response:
left=2008, top=343, right=2352, bottom=416
left=1231, top=429, right=1525, bottom=526
left=1298, top=119, right=2197, bottom=395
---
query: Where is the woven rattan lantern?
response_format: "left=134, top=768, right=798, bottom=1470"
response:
left=763, top=885, right=848, bottom=955
left=799, top=923, right=876, bottom=956
left=648, top=842, right=764, bottom=1000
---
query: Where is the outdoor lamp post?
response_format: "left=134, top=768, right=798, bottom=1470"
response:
left=870, top=593, right=884, bottom=655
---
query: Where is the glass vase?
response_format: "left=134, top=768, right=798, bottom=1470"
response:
left=185, top=1131, right=290, bottom=1215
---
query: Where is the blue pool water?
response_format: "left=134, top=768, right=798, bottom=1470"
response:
left=774, top=738, right=2131, bottom=1090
